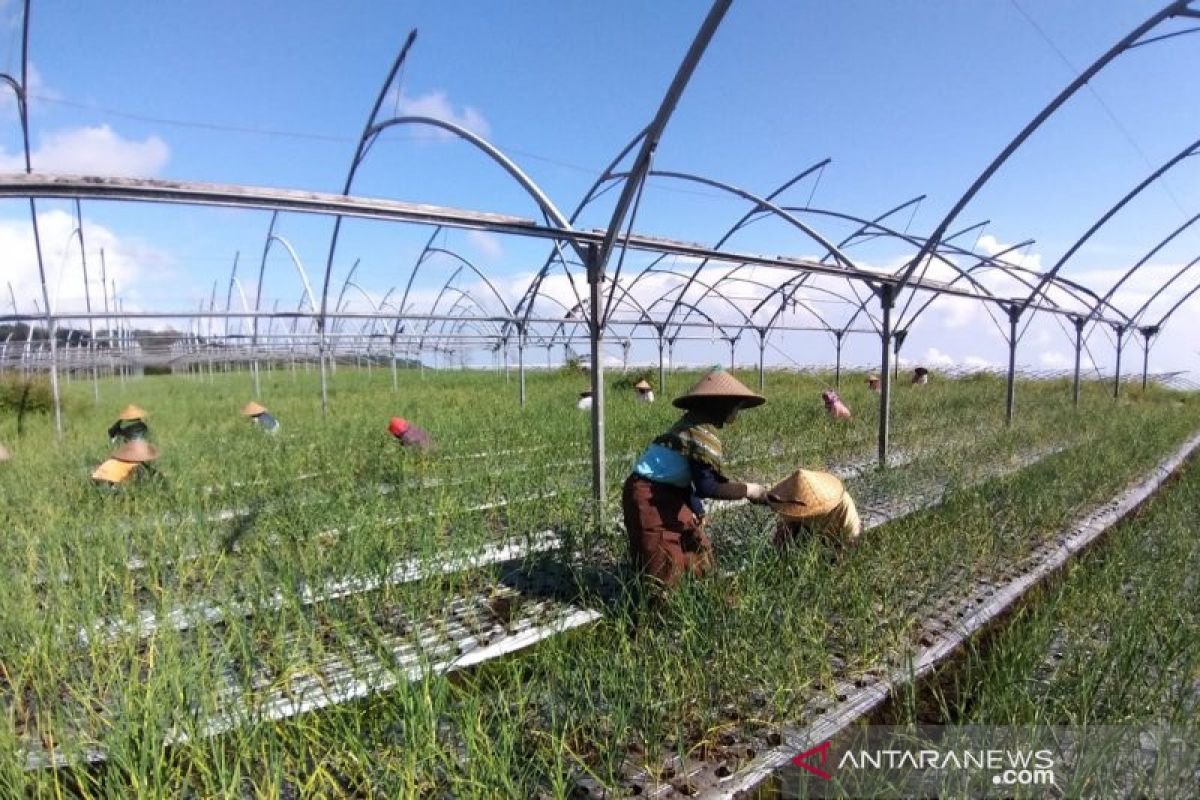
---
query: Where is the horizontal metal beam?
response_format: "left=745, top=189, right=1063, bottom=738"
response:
left=0, top=173, right=1118, bottom=322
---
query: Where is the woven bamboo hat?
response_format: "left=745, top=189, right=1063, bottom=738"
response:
left=634, top=379, right=652, bottom=391
left=241, top=401, right=267, bottom=417
left=112, top=439, right=160, bottom=463
left=768, top=469, right=845, bottom=520
left=673, top=369, right=765, bottom=410
left=117, top=404, right=147, bottom=421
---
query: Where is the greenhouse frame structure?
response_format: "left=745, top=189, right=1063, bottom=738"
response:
left=2, top=0, right=1199, bottom=519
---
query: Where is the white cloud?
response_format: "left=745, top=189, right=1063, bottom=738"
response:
left=0, top=209, right=169, bottom=317
left=962, top=355, right=993, bottom=369
left=1038, top=350, right=1070, bottom=369
left=467, top=230, right=504, bottom=260
left=923, top=347, right=956, bottom=368
left=389, top=89, right=491, bottom=140
left=0, top=124, right=169, bottom=176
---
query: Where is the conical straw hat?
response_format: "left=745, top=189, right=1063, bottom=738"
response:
left=768, top=469, right=844, bottom=520
left=241, top=401, right=267, bottom=416
left=117, top=404, right=147, bottom=421
left=112, top=439, right=160, bottom=463
left=673, top=369, right=765, bottom=410
left=634, top=379, right=652, bottom=390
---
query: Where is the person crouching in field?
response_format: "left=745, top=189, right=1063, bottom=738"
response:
left=388, top=417, right=431, bottom=452
left=576, top=390, right=593, bottom=410
left=108, top=404, right=150, bottom=444
left=635, top=379, right=655, bottom=404
left=822, top=389, right=851, bottom=419
left=242, top=401, right=281, bottom=433
left=769, top=469, right=862, bottom=548
left=867, top=374, right=881, bottom=392
left=623, top=369, right=771, bottom=589
left=912, top=366, right=930, bottom=385
left=92, top=440, right=160, bottom=487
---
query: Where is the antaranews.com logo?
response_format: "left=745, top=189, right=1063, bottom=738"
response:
left=791, top=737, right=1055, bottom=791
left=780, top=725, right=1194, bottom=799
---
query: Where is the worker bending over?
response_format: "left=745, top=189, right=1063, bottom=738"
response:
left=388, top=417, right=432, bottom=451
left=623, top=369, right=770, bottom=588
left=822, top=390, right=851, bottom=419
left=108, top=404, right=150, bottom=444
left=769, top=469, right=862, bottom=547
left=92, top=440, right=160, bottom=487
left=242, top=401, right=281, bottom=433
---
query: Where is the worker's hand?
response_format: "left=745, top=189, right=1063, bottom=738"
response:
left=744, top=482, right=770, bottom=504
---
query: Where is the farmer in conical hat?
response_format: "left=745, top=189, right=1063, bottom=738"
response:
left=242, top=401, right=281, bottom=434
left=768, top=469, right=861, bottom=547
left=912, top=366, right=930, bottom=386
left=387, top=416, right=432, bottom=452
left=92, top=439, right=161, bottom=486
left=867, top=374, right=881, bottom=392
left=822, top=389, right=851, bottom=420
left=634, top=379, right=655, bottom=404
left=576, top=390, right=593, bottom=411
left=624, top=369, right=771, bottom=588
left=107, top=404, right=150, bottom=444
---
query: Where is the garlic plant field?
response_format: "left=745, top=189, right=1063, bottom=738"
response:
left=0, top=367, right=1196, bottom=797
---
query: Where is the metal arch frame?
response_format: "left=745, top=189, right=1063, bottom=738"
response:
left=627, top=258, right=853, bottom=341
left=1126, top=253, right=1200, bottom=327
left=596, top=160, right=837, bottom=335
left=599, top=168, right=863, bottom=321
left=896, top=0, right=1200, bottom=299
left=1, top=0, right=59, bottom=433
left=1023, top=136, right=1200, bottom=317
left=1083, top=210, right=1200, bottom=329
left=744, top=197, right=937, bottom=340
left=627, top=266, right=763, bottom=337
left=749, top=208, right=992, bottom=338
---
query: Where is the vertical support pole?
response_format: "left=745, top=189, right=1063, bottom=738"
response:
left=657, top=329, right=666, bottom=394
left=1071, top=317, right=1084, bottom=408
left=586, top=244, right=606, bottom=528
left=1112, top=325, right=1125, bottom=399
left=391, top=352, right=398, bottom=392
left=503, top=338, right=510, bottom=384
left=1139, top=326, right=1157, bottom=391
left=877, top=285, right=894, bottom=468
left=891, top=329, right=907, bottom=381
left=1005, top=305, right=1021, bottom=426
left=318, top=334, right=330, bottom=418
left=517, top=327, right=526, bottom=409
left=728, top=338, right=736, bottom=371
left=756, top=331, right=766, bottom=392
left=833, top=330, right=844, bottom=390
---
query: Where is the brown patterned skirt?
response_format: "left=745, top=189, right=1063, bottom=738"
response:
left=622, top=474, right=714, bottom=588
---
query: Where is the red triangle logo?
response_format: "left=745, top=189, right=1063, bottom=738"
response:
left=791, top=740, right=833, bottom=780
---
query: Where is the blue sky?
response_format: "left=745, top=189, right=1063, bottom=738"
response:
left=2, top=1, right=1198, bottom=378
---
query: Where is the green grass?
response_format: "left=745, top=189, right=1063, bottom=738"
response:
left=0, top=365, right=1196, bottom=796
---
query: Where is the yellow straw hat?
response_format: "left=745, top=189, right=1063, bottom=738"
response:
left=117, top=404, right=147, bottom=421
left=768, top=469, right=845, bottom=520
left=634, top=379, right=652, bottom=390
left=112, top=439, right=160, bottom=463
left=241, top=401, right=268, bottom=417
left=673, top=369, right=765, bottom=410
